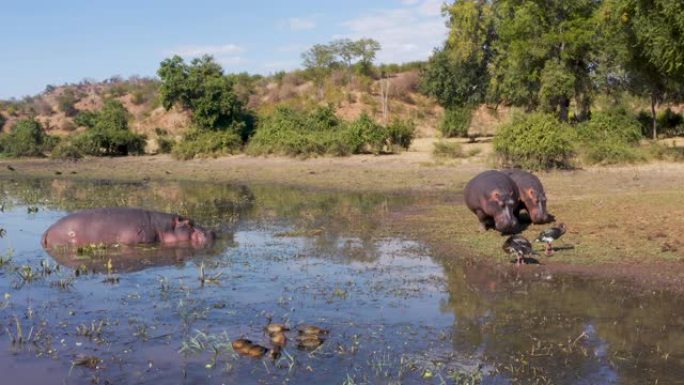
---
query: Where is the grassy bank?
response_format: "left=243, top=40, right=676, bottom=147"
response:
left=1, top=149, right=683, bottom=290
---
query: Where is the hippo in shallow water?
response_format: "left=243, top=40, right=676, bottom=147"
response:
left=501, top=168, right=555, bottom=224
left=41, top=208, right=215, bottom=249
left=464, top=170, right=519, bottom=234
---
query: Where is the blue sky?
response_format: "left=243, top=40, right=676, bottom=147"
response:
left=0, top=0, right=448, bottom=99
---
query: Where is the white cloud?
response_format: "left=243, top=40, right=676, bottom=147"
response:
left=340, top=0, right=447, bottom=64
left=287, top=17, right=316, bottom=31
left=171, top=44, right=244, bottom=57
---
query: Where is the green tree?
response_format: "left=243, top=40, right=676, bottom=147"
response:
left=72, top=100, right=146, bottom=156
left=302, top=44, right=337, bottom=98
left=0, top=118, right=55, bottom=157
left=487, top=0, right=599, bottom=121
left=420, top=48, right=488, bottom=107
left=157, top=55, right=251, bottom=139
left=602, top=0, right=684, bottom=139
left=351, top=38, right=381, bottom=76
left=95, top=99, right=129, bottom=131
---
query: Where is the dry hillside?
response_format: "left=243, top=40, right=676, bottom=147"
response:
left=0, top=70, right=514, bottom=150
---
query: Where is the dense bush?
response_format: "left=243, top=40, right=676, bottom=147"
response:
left=69, top=100, right=146, bottom=156
left=74, top=110, right=98, bottom=128
left=638, top=108, right=684, bottom=138
left=344, top=113, right=388, bottom=154
left=575, top=110, right=644, bottom=165
left=247, top=106, right=411, bottom=157
left=247, top=106, right=351, bottom=157
left=386, top=118, right=415, bottom=151
left=440, top=107, right=472, bottom=138
left=71, top=130, right=146, bottom=156
left=172, top=129, right=242, bottom=160
left=50, top=140, right=83, bottom=160
left=57, top=89, right=79, bottom=117
left=0, top=113, right=6, bottom=129
left=494, top=113, right=575, bottom=170
left=0, top=119, right=57, bottom=157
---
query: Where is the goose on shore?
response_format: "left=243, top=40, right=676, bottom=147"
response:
left=536, top=223, right=567, bottom=256
left=503, top=235, right=534, bottom=266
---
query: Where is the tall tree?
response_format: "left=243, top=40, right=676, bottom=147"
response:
left=487, top=0, right=599, bottom=121
left=352, top=38, right=381, bottom=75
left=422, top=0, right=493, bottom=108
left=158, top=55, right=248, bottom=135
left=602, top=0, right=684, bottom=138
left=302, top=44, right=337, bottom=99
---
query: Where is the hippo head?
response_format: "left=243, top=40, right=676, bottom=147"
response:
left=164, top=217, right=216, bottom=248
left=189, top=226, right=216, bottom=248
left=523, top=188, right=554, bottom=224
left=489, top=189, right=519, bottom=234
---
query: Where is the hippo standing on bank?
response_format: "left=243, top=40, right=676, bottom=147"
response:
left=464, top=170, right=519, bottom=234
left=42, top=208, right=215, bottom=249
left=501, top=169, right=555, bottom=224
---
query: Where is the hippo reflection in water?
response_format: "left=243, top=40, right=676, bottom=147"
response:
left=42, top=208, right=219, bottom=272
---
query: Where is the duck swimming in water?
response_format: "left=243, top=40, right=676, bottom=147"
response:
left=536, top=223, right=567, bottom=256
left=503, top=235, right=534, bottom=266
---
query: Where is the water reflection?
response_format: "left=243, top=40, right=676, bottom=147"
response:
left=0, top=177, right=682, bottom=384
left=44, top=237, right=234, bottom=273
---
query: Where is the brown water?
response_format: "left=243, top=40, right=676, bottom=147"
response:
left=0, top=178, right=682, bottom=385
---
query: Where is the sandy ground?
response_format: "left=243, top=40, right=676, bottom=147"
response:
left=1, top=138, right=683, bottom=292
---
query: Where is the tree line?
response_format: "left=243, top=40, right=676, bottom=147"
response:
left=420, top=0, right=684, bottom=139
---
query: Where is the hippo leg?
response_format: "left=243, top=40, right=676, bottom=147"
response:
left=474, top=209, right=495, bottom=231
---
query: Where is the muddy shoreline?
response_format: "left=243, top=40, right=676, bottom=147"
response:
left=1, top=155, right=683, bottom=293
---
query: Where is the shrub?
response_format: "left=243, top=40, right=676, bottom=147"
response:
left=74, top=110, right=98, bottom=128
left=68, top=100, right=146, bottom=156
left=0, top=119, right=56, bottom=157
left=658, top=108, right=684, bottom=137
left=575, top=110, right=644, bottom=165
left=247, top=106, right=350, bottom=157
left=172, top=129, right=242, bottom=160
left=72, top=129, right=146, bottom=156
left=131, top=90, right=146, bottom=105
left=57, top=89, right=79, bottom=117
left=440, top=106, right=472, bottom=138
left=433, top=141, right=465, bottom=158
left=494, top=112, right=574, bottom=170
left=154, top=128, right=175, bottom=154
left=50, top=140, right=83, bottom=160
left=386, top=118, right=415, bottom=151
left=0, top=113, right=6, bottom=129
left=247, top=107, right=406, bottom=157
left=345, top=113, right=388, bottom=154
left=157, top=136, right=175, bottom=154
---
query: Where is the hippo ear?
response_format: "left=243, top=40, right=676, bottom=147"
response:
left=173, top=217, right=191, bottom=228
left=527, top=188, right=536, bottom=200
left=491, top=191, right=500, bottom=201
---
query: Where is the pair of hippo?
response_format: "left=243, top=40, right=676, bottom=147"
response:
left=464, top=169, right=554, bottom=234
left=42, top=207, right=215, bottom=251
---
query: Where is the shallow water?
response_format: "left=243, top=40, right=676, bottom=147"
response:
left=0, top=178, right=682, bottom=385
